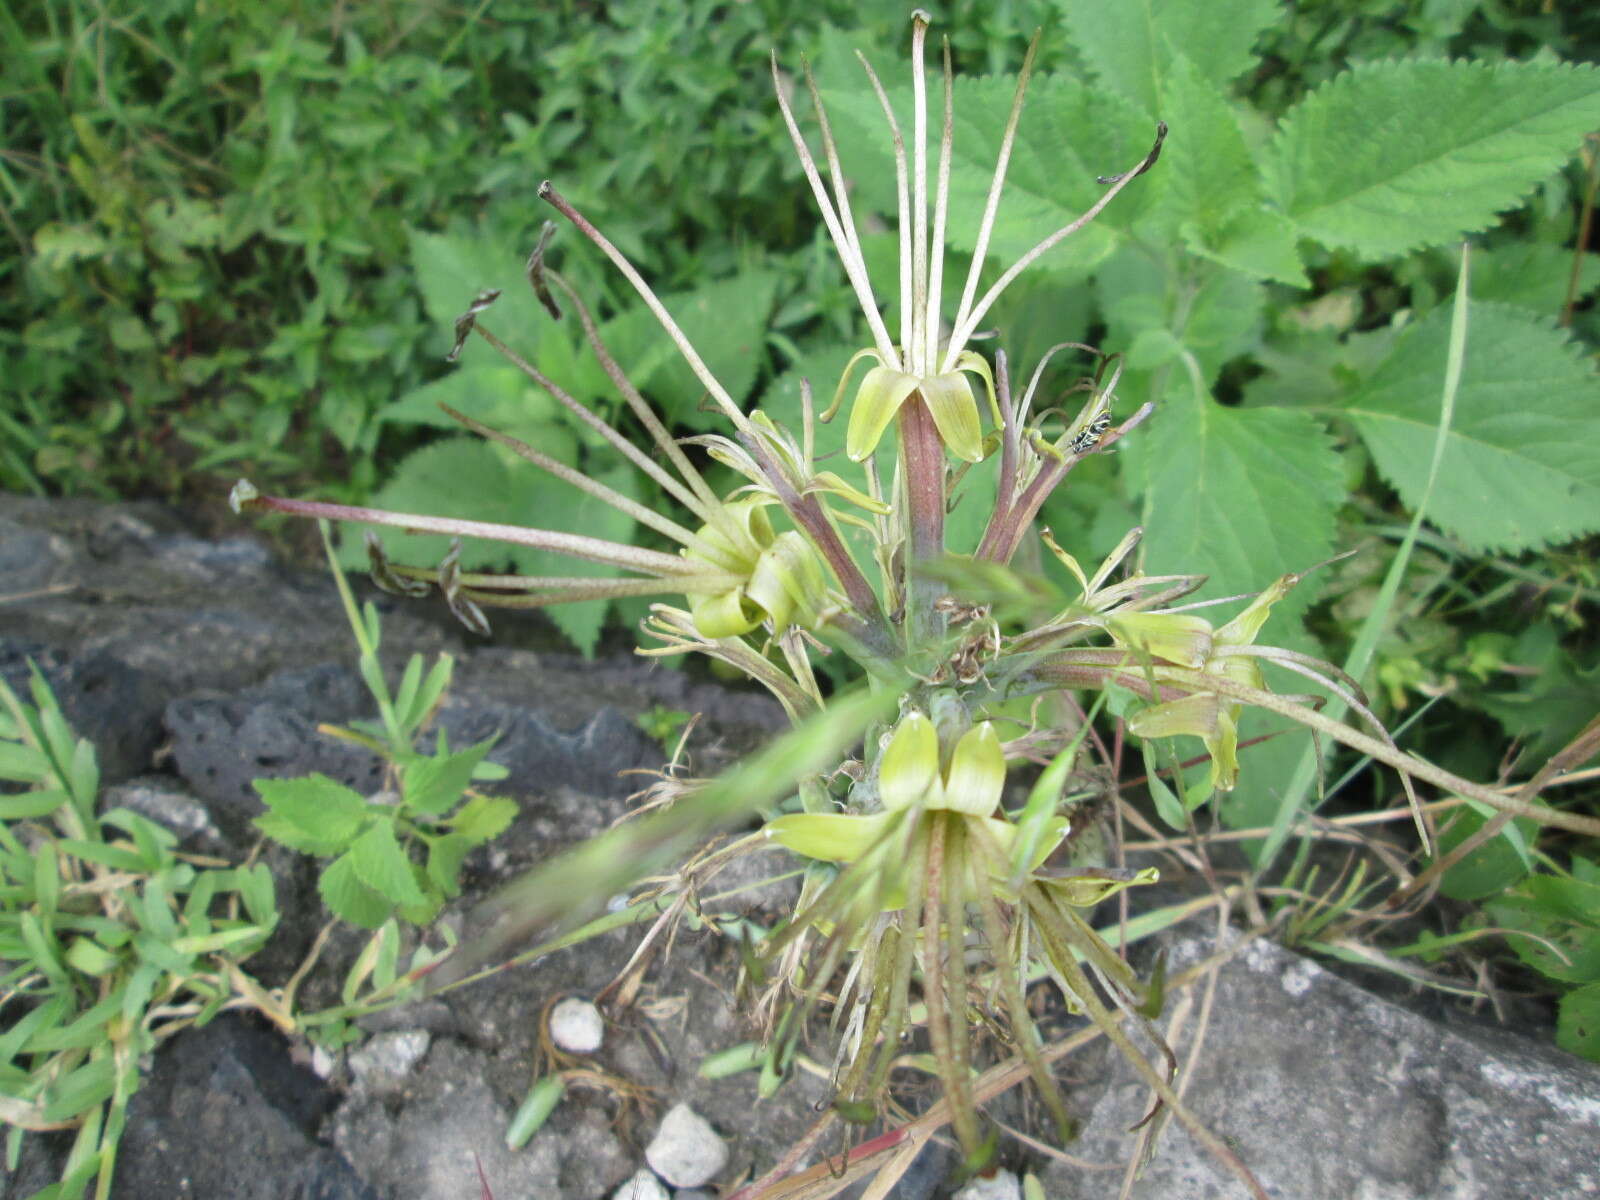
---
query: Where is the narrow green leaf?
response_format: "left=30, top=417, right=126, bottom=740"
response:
left=391, top=654, right=426, bottom=736
left=1272, top=60, right=1600, bottom=257
left=40, top=1057, right=116, bottom=1124
left=0, top=789, right=66, bottom=819
left=33, top=843, right=59, bottom=919
left=1342, top=302, right=1600, bottom=553
left=505, top=1074, right=565, bottom=1149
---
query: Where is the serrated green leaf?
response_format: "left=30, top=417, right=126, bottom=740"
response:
left=1471, top=624, right=1600, bottom=763
left=406, top=224, right=549, bottom=366
left=254, top=810, right=348, bottom=856
left=1059, top=0, right=1282, bottom=118
left=424, top=833, right=473, bottom=898
left=402, top=737, right=496, bottom=816
left=380, top=365, right=560, bottom=441
left=252, top=775, right=369, bottom=847
left=599, top=272, right=779, bottom=430
left=319, top=852, right=393, bottom=930
left=1272, top=60, right=1600, bottom=257
left=348, top=821, right=428, bottom=908
left=1470, top=243, right=1600, bottom=315
left=1342, top=303, right=1600, bottom=553
left=1139, top=55, right=1299, bottom=281
left=449, top=794, right=518, bottom=844
left=1139, top=382, right=1344, bottom=623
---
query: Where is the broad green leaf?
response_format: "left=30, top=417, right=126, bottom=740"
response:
left=1137, top=56, right=1304, bottom=285
left=380, top=365, right=561, bottom=441
left=252, top=775, right=368, bottom=846
left=1139, top=382, right=1344, bottom=623
left=1470, top=624, right=1600, bottom=763
left=1059, top=0, right=1282, bottom=118
left=406, top=225, right=549, bottom=365
left=1341, top=303, right=1600, bottom=553
left=1558, top=983, right=1600, bottom=1061
left=319, top=852, right=393, bottom=930
left=817, top=68, right=1155, bottom=275
left=425, top=833, right=473, bottom=898
left=1434, top=805, right=1537, bottom=902
left=449, top=794, right=518, bottom=844
left=348, top=822, right=428, bottom=908
left=401, top=737, right=496, bottom=816
left=1467, top=243, right=1600, bottom=316
left=1099, top=250, right=1266, bottom=397
left=1486, top=884, right=1600, bottom=985
left=1271, top=60, right=1600, bottom=257
left=598, top=271, right=779, bottom=430
left=541, top=464, right=639, bottom=657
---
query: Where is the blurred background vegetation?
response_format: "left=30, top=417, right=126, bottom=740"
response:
left=5, top=0, right=1600, bottom=1054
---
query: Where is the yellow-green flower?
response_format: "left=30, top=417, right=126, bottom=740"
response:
left=831, top=349, right=1002, bottom=463
left=1109, top=575, right=1296, bottom=792
left=681, top=499, right=826, bottom=639
left=762, top=713, right=1067, bottom=906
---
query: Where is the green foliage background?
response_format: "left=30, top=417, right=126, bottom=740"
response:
left=6, top=0, right=1600, bottom=1051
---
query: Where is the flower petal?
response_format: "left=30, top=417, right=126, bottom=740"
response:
left=1216, top=573, right=1297, bottom=648
left=878, top=712, right=939, bottom=811
left=1041, top=865, right=1160, bottom=908
left=689, top=587, right=759, bottom=639
left=846, top=367, right=921, bottom=461
left=919, top=371, right=984, bottom=463
left=1108, top=612, right=1214, bottom=668
left=936, top=721, right=1005, bottom=815
left=763, top=812, right=892, bottom=863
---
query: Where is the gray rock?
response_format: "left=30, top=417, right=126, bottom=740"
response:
left=645, top=1102, right=729, bottom=1188
left=115, top=1016, right=375, bottom=1199
left=549, top=997, right=605, bottom=1054
left=333, top=1039, right=632, bottom=1198
left=610, top=1168, right=670, bottom=1200
left=347, top=1031, right=432, bottom=1097
left=103, top=778, right=221, bottom=843
left=1041, top=933, right=1600, bottom=1199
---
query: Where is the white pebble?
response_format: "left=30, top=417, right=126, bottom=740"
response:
left=549, top=997, right=605, bottom=1054
left=611, top=1167, right=669, bottom=1200
left=645, top=1102, right=729, bottom=1188
left=955, top=1169, right=1022, bottom=1200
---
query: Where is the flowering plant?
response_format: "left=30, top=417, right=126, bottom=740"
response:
left=233, top=12, right=1580, bottom=1194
